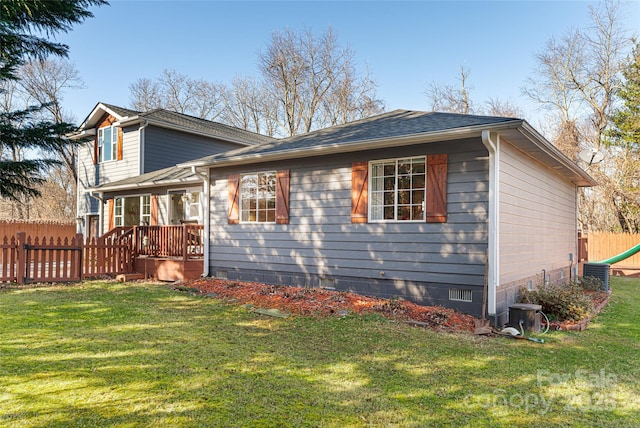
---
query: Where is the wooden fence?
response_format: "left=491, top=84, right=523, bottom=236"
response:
left=0, top=231, right=134, bottom=284
left=0, top=221, right=75, bottom=242
left=582, top=232, right=640, bottom=266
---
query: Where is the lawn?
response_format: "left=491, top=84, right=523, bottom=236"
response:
left=0, top=278, right=639, bottom=427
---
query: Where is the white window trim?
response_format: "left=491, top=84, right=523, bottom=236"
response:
left=239, top=171, right=277, bottom=224
left=168, top=188, right=202, bottom=224
left=98, top=125, right=118, bottom=163
left=368, top=156, right=427, bottom=223
left=114, top=194, right=151, bottom=227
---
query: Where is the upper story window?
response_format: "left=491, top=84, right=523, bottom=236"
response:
left=98, top=126, right=117, bottom=163
left=370, top=156, right=426, bottom=222
left=240, top=171, right=276, bottom=223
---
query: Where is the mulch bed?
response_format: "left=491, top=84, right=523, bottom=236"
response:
left=181, top=278, right=477, bottom=333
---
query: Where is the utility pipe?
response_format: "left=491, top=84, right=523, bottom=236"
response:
left=138, top=120, right=149, bottom=175
left=481, top=130, right=499, bottom=321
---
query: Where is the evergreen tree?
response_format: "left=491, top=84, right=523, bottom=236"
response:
left=609, top=42, right=640, bottom=150
left=0, top=0, right=106, bottom=200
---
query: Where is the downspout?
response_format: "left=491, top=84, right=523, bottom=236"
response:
left=192, top=166, right=210, bottom=277
left=89, top=191, right=104, bottom=236
left=481, top=130, right=499, bottom=323
left=139, top=120, right=149, bottom=175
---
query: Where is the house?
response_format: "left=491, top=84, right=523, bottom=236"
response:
left=69, top=103, right=274, bottom=240
left=175, top=110, right=595, bottom=324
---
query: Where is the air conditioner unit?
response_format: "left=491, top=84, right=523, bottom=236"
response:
left=583, top=262, right=610, bottom=291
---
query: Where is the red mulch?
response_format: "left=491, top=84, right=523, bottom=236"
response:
left=181, top=278, right=477, bottom=333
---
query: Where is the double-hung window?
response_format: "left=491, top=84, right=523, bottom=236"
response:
left=240, top=171, right=276, bottom=223
left=370, top=156, right=426, bottom=222
left=98, top=126, right=117, bottom=163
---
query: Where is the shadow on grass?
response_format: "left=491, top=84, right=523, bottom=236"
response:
left=0, top=280, right=639, bottom=427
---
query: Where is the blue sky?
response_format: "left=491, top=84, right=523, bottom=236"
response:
left=57, top=1, right=640, bottom=128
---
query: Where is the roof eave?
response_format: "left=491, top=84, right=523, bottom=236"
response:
left=78, top=102, right=129, bottom=130
left=91, top=177, right=202, bottom=193
left=506, top=122, right=597, bottom=187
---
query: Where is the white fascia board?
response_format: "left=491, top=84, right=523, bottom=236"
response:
left=67, top=128, right=96, bottom=140
left=79, top=103, right=128, bottom=130
left=91, top=177, right=201, bottom=193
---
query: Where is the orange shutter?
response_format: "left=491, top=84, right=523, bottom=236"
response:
left=117, top=127, right=123, bottom=160
left=93, top=134, right=98, bottom=165
left=150, top=195, right=158, bottom=225
left=275, top=170, right=290, bottom=224
left=107, top=199, right=115, bottom=230
left=426, top=154, right=448, bottom=223
left=351, top=162, right=368, bottom=223
left=228, top=175, right=240, bottom=224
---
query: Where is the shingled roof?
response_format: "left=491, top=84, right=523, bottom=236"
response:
left=180, top=110, right=521, bottom=166
left=178, top=109, right=595, bottom=187
left=73, top=102, right=274, bottom=146
left=93, top=165, right=201, bottom=192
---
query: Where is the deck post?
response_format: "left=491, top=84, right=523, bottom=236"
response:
left=182, top=224, right=188, bottom=262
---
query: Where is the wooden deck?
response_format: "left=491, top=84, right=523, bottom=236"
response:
left=134, top=256, right=204, bottom=282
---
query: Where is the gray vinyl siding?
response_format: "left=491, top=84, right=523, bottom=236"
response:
left=208, top=138, right=489, bottom=313
left=143, top=126, right=247, bottom=173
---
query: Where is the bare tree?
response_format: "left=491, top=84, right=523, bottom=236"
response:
left=259, top=27, right=383, bottom=136
left=425, top=66, right=474, bottom=114
left=524, top=0, right=635, bottom=231
left=484, top=97, right=523, bottom=118
left=19, top=59, right=84, bottom=184
left=222, top=76, right=279, bottom=137
left=321, top=64, right=384, bottom=126
left=129, top=69, right=226, bottom=120
left=129, top=77, right=162, bottom=111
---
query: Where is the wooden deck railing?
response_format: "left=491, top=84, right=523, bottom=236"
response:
left=133, top=225, right=204, bottom=260
left=0, top=224, right=205, bottom=284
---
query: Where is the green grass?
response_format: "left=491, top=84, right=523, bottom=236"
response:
left=0, top=278, right=639, bottom=427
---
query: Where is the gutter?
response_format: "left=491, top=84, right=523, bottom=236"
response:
left=191, top=166, right=210, bottom=278
left=138, top=120, right=149, bottom=175
left=481, top=130, right=499, bottom=323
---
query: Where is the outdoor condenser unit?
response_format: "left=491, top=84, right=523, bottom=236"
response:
left=583, top=262, right=610, bottom=291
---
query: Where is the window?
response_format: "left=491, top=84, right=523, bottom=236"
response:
left=141, top=195, right=151, bottom=225
left=98, top=125, right=117, bottom=162
left=370, top=157, right=426, bottom=222
left=113, top=195, right=150, bottom=227
left=114, top=197, right=123, bottom=227
left=240, top=172, right=276, bottom=223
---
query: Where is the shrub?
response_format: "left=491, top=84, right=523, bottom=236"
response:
left=576, top=275, right=606, bottom=292
left=519, top=282, right=594, bottom=322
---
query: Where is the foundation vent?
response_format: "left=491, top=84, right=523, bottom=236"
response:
left=449, top=288, right=472, bottom=302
